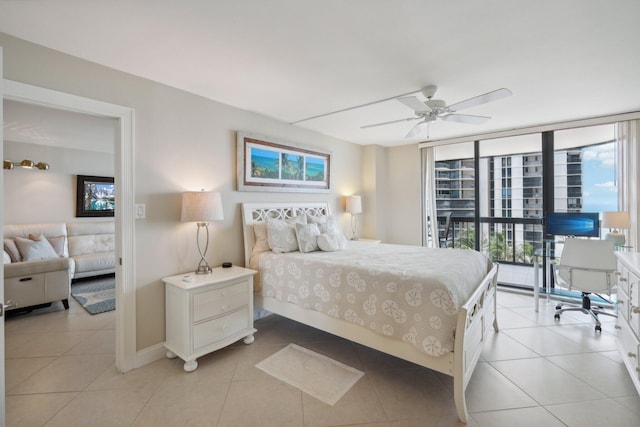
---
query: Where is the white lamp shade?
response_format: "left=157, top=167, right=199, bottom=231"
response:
left=181, top=191, right=224, bottom=222
left=602, top=211, right=630, bottom=229
left=346, top=195, right=362, bottom=214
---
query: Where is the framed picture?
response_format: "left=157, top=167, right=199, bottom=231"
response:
left=237, top=132, right=331, bottom=193
left=76, top=175, right=115, bottom=217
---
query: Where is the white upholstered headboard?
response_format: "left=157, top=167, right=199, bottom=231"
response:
left=241, top=202, right=330, bottom=267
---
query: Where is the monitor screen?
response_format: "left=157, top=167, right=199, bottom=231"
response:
left=545, top=212, right=600, bottom=237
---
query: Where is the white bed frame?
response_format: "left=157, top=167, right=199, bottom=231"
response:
left=241, top=202, right=499, bottom=423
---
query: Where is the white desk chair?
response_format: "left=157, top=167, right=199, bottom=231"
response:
left=553, top=238, right=617, bottom=332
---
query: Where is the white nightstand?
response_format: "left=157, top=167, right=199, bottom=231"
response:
left=162, top=266, right=257, bottom=372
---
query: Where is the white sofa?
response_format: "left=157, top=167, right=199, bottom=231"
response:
left=3, top=221, right=115, bottom=310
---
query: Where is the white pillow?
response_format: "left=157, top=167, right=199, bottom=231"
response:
left=295, top=223, right=321, bottom=253
left=307, top=214, right=341, bottom=234
left=3, top=250, right=11, bottom=264
left=14, top=236, right=60, bottom=261
left=317, top=232, right=348, bottom=252
left=266, top=216, right=307, bottom=253
left=253, top=223, right=270, bottom=252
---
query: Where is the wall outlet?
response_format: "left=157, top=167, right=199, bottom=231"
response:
left=135, top=204, right=146, bottom=219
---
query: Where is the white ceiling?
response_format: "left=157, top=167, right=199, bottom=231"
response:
left=1, top=0, right=640, bottom=147
left=4, top=100, right=116, bottom=153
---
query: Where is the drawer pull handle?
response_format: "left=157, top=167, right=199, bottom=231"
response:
left=618, top=300, right=625, bottom=304
left=614, top=325, right=622, bottom=329
left=620, top=277, right=627, bottom=282
left=632, top=306, right=640, bottom=314
left=629, top=352, right=637, bottom=358
left=19, top=277, right=33, bottom=282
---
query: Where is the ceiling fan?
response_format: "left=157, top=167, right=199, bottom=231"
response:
left=361, top=85, right=512, bottom=138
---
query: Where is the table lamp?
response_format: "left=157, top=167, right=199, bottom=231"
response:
left=345, top=195, right=362, bottom=240
left=602, top=211, right=630, bottom=246
left=181, top=190, right=224, bottom=274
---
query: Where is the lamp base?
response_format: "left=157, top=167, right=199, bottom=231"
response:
left=195, top=265, right=212, bottom=275
left=605, top=232, right=625, bottom=247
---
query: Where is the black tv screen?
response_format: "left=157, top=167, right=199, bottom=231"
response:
left=545, top=212, right=600, bottom=237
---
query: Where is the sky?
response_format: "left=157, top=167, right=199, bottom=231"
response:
left=581, top=141, right=617, bottom=214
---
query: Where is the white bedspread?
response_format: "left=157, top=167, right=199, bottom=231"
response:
left=256, top=242, right=492, bottom=357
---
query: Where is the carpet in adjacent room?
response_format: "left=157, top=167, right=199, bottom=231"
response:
left=71, top=275, right=115, bottom=315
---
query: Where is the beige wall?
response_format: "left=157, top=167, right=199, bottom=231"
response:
left=3, top=141, right=114, bottom=223
left=1, top=33, right=366, bottom=351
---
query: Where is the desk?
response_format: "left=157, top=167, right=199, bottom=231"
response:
left=533, top=240, right=560, bottom=312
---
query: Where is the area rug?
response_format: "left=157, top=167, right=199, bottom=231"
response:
left=255, top=343, right=364, bottom=406
left=71, top=276, right=115, bottom=315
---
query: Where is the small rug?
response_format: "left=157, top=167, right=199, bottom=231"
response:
left=71, top=276, right=115, bottom=315
left=255, top=343, right=364, bottom=406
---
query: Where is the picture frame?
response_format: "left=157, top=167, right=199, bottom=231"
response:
left=237, top=132, right=331, bottom=193
left=76, top=175, right=115, bottom=217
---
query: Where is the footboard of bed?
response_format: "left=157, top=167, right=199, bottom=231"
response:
left=453, top=263, right=499, bottom=423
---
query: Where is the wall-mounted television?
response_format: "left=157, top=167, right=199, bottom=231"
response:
left=545, top=212, right=600, bottom=238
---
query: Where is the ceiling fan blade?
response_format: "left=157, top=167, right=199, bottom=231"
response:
left=397, top=96, right=432, bottom=113
left=405, top=120, right=428, bottom=138
left=447, top=88, right=512, bottom=112
left=443, top=114, right=491, bottom=125
left=361, top=116, right=421, bottom=129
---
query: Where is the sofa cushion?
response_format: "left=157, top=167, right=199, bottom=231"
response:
left=14, top=236, right=60, bottom=261
left=3, top=250, right=11, bottom=264
left=72, top=252, right=116, bottom=275
left=4, top=238, right=21, bottom=262
left=67, top=221, right=115, bottom=257
left=68, top=234, right=115, bottom=256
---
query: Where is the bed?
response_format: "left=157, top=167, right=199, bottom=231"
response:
left=241, top=202, right=498, bottom=423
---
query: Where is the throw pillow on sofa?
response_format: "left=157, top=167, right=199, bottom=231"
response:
left=3, top=238, right=21, bottom=262
left=14, top=236, right=60, bottom=261
left=29, top=233, right=66, bottom=257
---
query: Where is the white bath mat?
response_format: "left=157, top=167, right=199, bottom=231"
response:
left=255, top=343, right=364, bottom=406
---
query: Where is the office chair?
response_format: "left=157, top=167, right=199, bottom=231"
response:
left=553, top=238, right=617, bottom=332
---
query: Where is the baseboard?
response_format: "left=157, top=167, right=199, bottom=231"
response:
left=133, top=342, right=166, bottom=370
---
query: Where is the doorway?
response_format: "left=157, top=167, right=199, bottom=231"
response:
left=3, top=80, right=136, bottom=372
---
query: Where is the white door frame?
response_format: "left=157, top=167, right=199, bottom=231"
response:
left=1, top=48, right=6, bottom=427
left=3, top=79, right=137, bottom=372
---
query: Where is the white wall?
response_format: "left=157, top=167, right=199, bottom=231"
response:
left=3, top=140, right=114, bottom=223
left=384, top=144, right=422, bottom=245
left=1, top=33, right=364, bottom=351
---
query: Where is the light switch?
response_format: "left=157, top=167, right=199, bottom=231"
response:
left=135, top=204, right=146, bottom=219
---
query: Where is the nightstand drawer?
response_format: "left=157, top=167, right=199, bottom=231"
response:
left=193, top=280, right=250, bottom=322
left=193, top=306, right=250, bottom=350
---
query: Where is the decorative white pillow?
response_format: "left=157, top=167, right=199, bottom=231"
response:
left=307, top=214, right=341, bottom=234
left=3, top=250, right=11, bottom=264
left=29, top=234, right=66, bottom=257
left=253, top=223, right=270, bottom=252
left=14, top=236, right=60, bottom=261
left=266, top=216, right=307, bottom=253
left=317, top=232, right=348, bottom=252
left=3, top=238, right=21, bottom=263
left=295, top=223, right=321, bottom=253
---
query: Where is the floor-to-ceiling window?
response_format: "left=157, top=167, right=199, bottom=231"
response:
left=427, top=123, right=618, bottom=291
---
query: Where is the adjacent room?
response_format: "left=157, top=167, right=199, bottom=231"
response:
left=1, top=1, right=640, bottom=426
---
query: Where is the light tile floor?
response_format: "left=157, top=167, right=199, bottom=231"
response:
left=4, top=290, right=640, bottom=426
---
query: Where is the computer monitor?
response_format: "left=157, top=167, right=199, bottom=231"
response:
left=545, top=212, right=600, bottom=238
